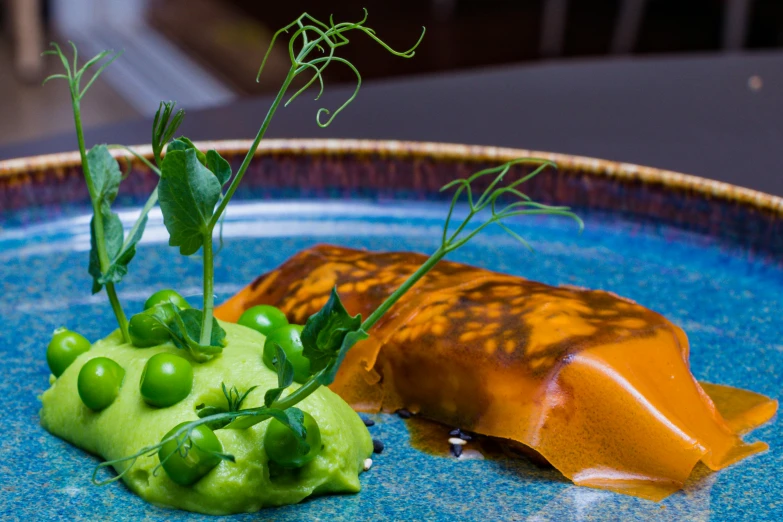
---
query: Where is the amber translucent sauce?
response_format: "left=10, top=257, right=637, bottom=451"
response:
left=215, top=245, right=778, bottom=501
left=404, top=381, right=773, bottom=462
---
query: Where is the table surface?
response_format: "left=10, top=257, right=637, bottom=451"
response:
left=3, top=51, right=783, bottom=196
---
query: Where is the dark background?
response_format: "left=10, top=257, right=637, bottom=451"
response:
left=2, top=0, right=783, bottom=194
left=151, top=0, right=783, bottom=92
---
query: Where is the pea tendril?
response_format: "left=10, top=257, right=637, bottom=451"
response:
left=361, top=159, right=583, bottom=331
left=150, top=10, right=425, bottom=352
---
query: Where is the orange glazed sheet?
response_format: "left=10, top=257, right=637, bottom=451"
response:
left=215, top=245, right=778, bottom=500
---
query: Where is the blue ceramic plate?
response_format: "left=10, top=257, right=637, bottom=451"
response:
left=0, top=140, right=780, bottom=521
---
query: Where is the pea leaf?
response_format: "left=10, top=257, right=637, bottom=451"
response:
left=315, top=328, right=368, bottom=386
left=165, top=308, right=227, bottom=362
left=87, top=144, right=121, bottom=209
left=141, top=296, right=226, bottom=363
left=274, top=347, right=295, bottom=389
left=206, top=149, right=231, bottom=187
left=223, top=406, right=308, bottom=451
left=263, top=388, right=283, bottom=408
left=184, top=309, right=226, bottom=345
left=264, top=346, right=295, bottom=407
left=146, top=302, right=178, bottom=326
left=85, top=145, right=145, bottom=292
left=159, top=149, right=222, bottom=256
left=87, top=209, right=124, bottom=294
left=197, top=404, right=226, bottom=416
left=267, top=407, right=309, bottom=454
left=196, top=404, right=229, bottom=430
left=301, top=287, right=365, bottom=375
left=224, top=407, right=309, bottom=453
left=109, top=213, right=147, bottom=274
left=167, top=137, right=207, bottom=165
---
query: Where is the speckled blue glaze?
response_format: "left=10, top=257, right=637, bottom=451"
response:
left=0, top=199, right=780, bottom=521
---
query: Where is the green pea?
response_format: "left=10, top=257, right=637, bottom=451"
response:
left=238, top=305, right=288, bottom=337
left=159, top=422, right=222, bottom=486
left=140, top=353, right=193, bottom=407
left=264, top=411, right=322, bottom=468
left=144, top=289, right=190, bottom=311
left=262, top=325, right=310, bottom=383
left=77, top=357, right=125, bottom=411
left=47, top=327, right=91, bottom=377
left=129, top=305, right=176, bottom=348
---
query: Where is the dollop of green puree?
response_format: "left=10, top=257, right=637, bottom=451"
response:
left=40, top=321, right=372, bottom=515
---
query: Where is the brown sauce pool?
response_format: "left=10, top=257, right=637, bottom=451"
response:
left=405, top=416, right=551, bottom=467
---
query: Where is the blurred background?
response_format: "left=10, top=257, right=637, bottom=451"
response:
left=2, top=0, right=783, bottom=189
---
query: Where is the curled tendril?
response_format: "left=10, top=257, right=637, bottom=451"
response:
left=439, top=159, right=584, bottom=253
left=257, top=9, right=426, bottom=128
left=311, top=57, right=361, bottom=127
left=42, top=42, right=122, bottom=101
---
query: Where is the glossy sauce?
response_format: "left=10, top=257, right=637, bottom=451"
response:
left=404, top=382, right=772, bottom=466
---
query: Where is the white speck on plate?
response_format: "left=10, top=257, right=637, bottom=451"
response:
left=458, top=449, right=484, bottom=461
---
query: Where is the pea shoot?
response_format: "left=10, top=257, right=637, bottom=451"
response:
left=145, top=9, right=426, bottom=357
left=42, top=46, right=186, bottom=344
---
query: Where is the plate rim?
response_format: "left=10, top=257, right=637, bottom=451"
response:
left=1, top=138, right=782, bottom=217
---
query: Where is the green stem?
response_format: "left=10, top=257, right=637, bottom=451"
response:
left=446, top=209, right=475, bottom=246
left=231, top=248, right=449, bottom=424
left=272, top=374, right=323, bottom=410
left=73, top=101, right=107, bottom=267
left=105, top=284, right=129, bottom=341
left=361, top=247, right=447, bottom=332
left=71, top=94, right=130, bottom=342
left=72, top=103, right=98, bottom=211
left=225, top=374, right=324, bottom=430
left=108, top=144, right=162, bottom=176
left=200, top=235, right=215, bottom=345
left=107, top=145, right=163, bottom=269
left=106, top=145, right=161, bottom=254
left=208, top=69, right=296, bottom=231
left=198, top=69, right=297, bottom=343
left=120, top=187, right=158, bottom=253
